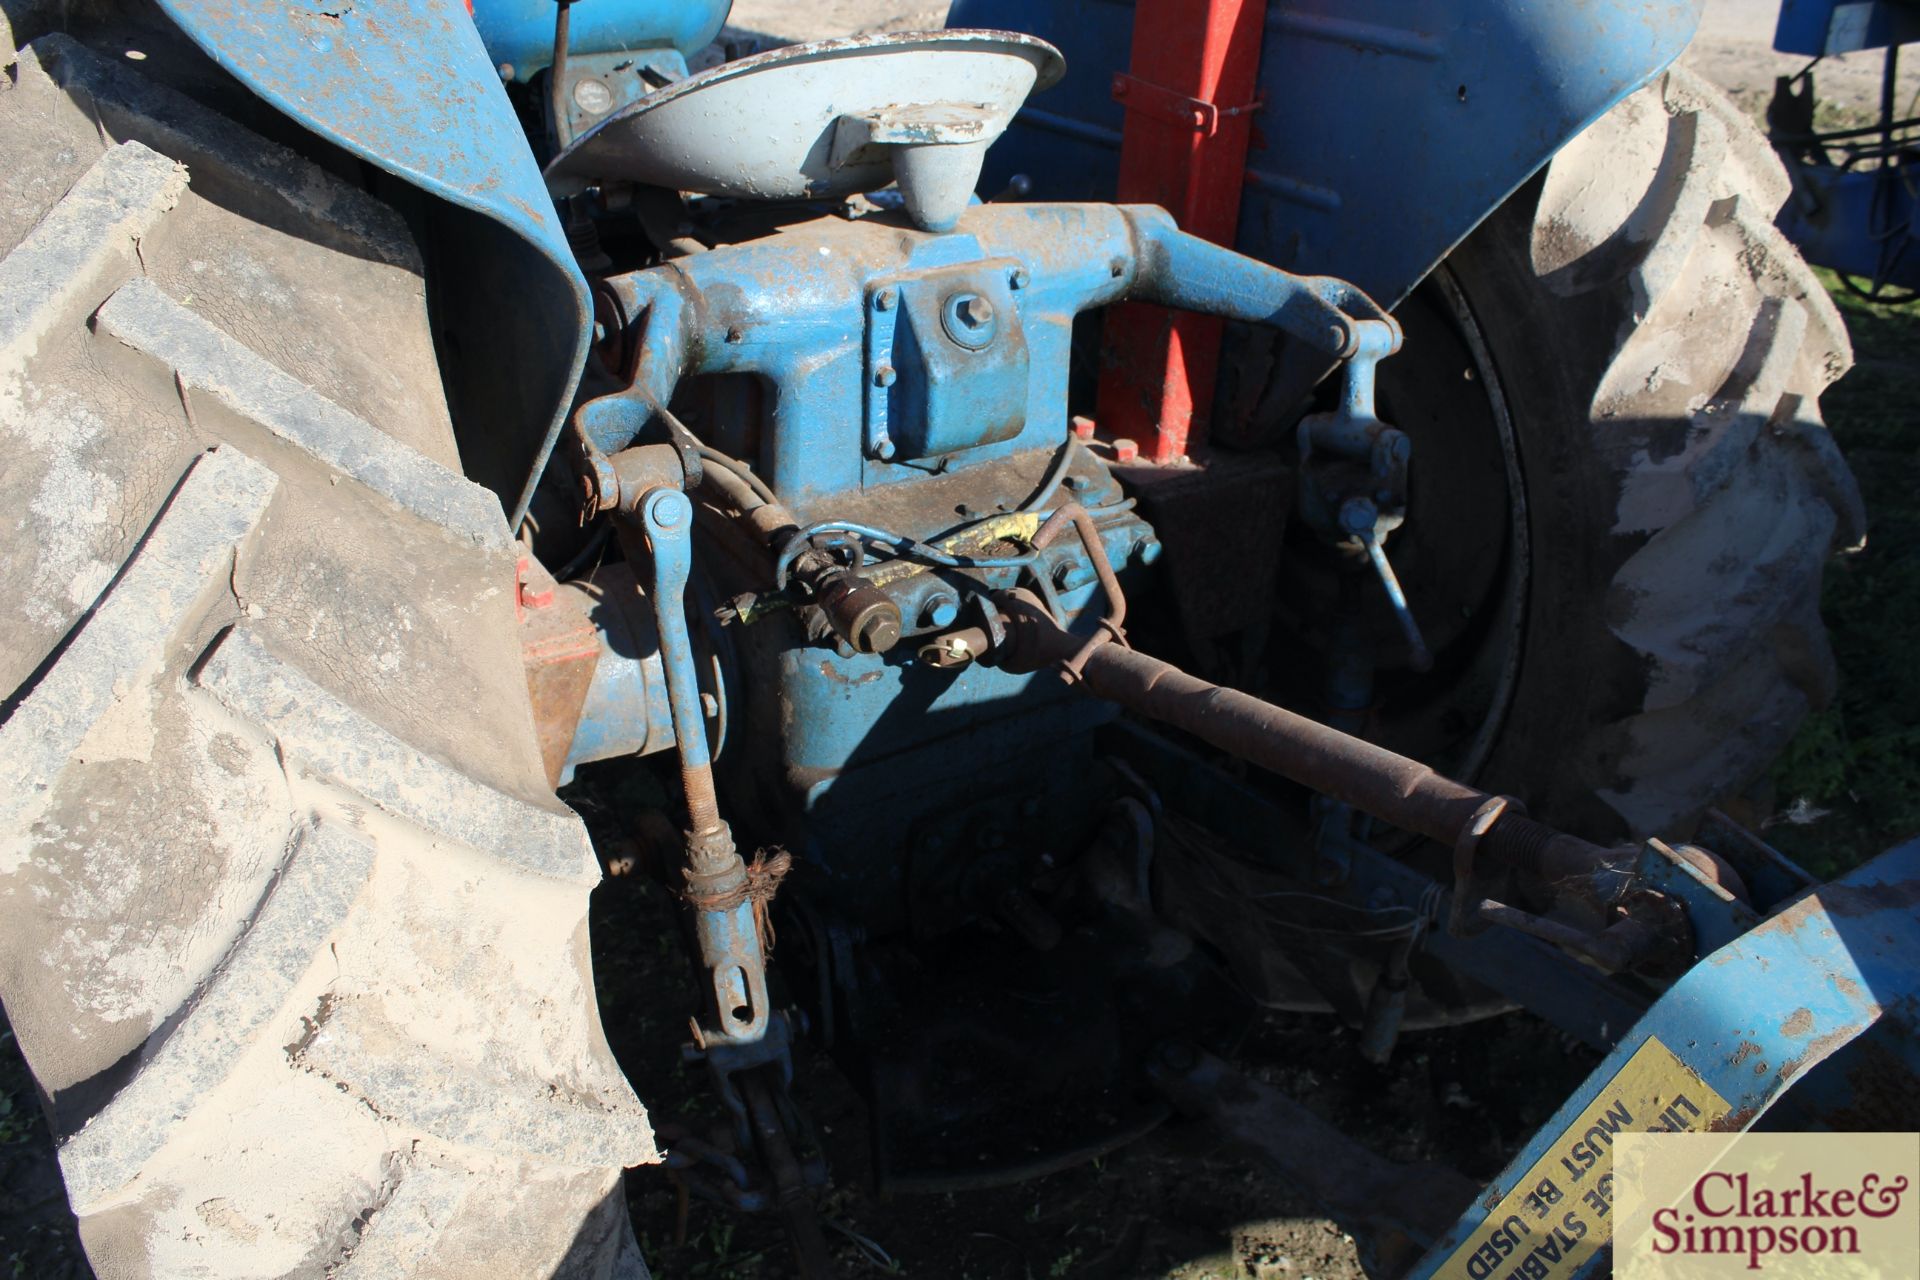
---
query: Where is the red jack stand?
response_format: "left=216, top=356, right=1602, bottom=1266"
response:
left=1094, top=0, right=1268, bottom=464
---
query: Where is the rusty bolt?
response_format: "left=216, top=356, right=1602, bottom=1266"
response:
left=726, top=325, right=746, bottom=343
left=961, top=294, right=994, bottom=326
left=874, top=365, right=897, bottom=388
left=853, top=609, right=901, bottom=655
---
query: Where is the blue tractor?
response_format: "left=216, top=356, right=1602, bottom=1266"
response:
left=0, top=0, right=1910, bottom=1276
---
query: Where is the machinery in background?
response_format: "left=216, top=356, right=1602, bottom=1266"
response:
left=1769, top=0, right=1920, bottom=299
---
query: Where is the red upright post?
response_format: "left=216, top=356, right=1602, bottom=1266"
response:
left=1096, top=0, right=1266, bottom=463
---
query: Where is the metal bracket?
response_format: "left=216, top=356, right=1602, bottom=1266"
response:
left=1635, top=837, right=1761, bottom=959
left=863, top=282, right=903, bottom=461
left=1110, top=71, right=1258, bottom=137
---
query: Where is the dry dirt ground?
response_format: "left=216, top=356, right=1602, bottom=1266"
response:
left=2, top=5, right=1911, bottom=1280
left=1688, top=0, right=1920, bottom=121
left=574, top=773, right=1598, bottom=1280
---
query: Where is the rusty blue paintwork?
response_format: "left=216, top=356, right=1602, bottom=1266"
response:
left=949, top=0, right=1703, bottom=311
left=154, top=0, right=590, bottom=527
left=1406, top=837, right=1920, bottom=1280
left=570, top=197, right=1390, bottom=938
left=585, top=201, right=1388, bottom=502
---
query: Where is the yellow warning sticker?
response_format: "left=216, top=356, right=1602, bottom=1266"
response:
left=1430, top=1037, right=1734, bottom=1280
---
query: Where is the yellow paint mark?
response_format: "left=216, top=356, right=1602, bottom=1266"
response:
left=864, top=512, right=1042, bottom=588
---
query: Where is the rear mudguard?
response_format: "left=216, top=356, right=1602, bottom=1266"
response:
left=154, top=0, right=590, bottom=528
left=150, top=0, right=1699, bottom=514
left=949, top=0, right=1705, bottom=309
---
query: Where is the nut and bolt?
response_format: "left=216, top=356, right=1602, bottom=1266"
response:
left=1338, top=496, right=1379, bottom=538
left=922, top=593, right=960, bottom=629
left=941, top=291, right=998, bottom=349
left=855, top=611, right=901, bottom=654
left=646, top=488, right=689, bottom=529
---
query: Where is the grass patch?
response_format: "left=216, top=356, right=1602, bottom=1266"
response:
left=1767, top=271, right=1920, bottom=878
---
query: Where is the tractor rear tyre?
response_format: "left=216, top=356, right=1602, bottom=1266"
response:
left=1455, top=63, right=1861, bottom=841
left=1237, top=64, right=1862, bottom=1024
left=0, top=28, right=653, bottom=1279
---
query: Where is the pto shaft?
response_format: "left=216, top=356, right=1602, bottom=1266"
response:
left=994, top=593, right=1624, bottom=901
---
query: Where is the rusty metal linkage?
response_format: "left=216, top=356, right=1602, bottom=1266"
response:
left=984, top=590, right=1663, bottom=962
left=1028, top=500, right=1128, bottom=678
